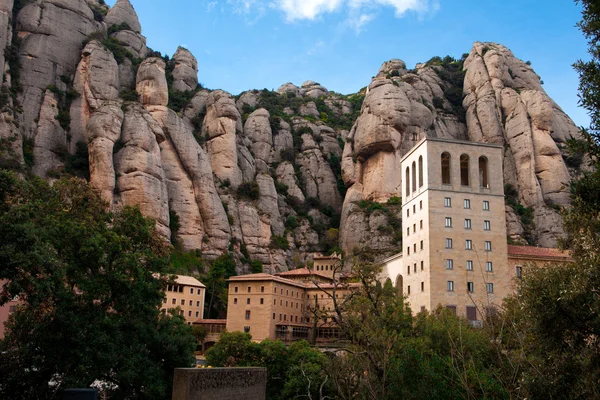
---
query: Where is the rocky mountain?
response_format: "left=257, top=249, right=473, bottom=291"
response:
left=0, top=0, right=583, bottom=271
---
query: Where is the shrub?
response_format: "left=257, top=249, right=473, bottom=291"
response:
left=237, top=181, right=260, bottom=200
left=64, top=141, right=90, bottom=180
left=119, top=90, right=138, bottom=102
left=280, top=148, right=295, bottom=162
left=270, top=235, right=289, bottom=250
left=284, top=216, right=299, bottom=230
left=250, top=260, right=263, bottom=273
left=168, top=90, right=195, bottom=113
left=432, top=97, right=444, bottom=109
left=387, top=196, right=402, bottom=205
left=275, top=181, right=288, bottom=195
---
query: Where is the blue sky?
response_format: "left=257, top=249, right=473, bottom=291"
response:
left=105, top=0, right=590, bottom=127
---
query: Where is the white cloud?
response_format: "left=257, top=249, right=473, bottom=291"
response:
left=227, top=0, right=436, bottom=29
left=206, top=1, right=218, bottom=12
left=271, top=0, right=433, bottom=22
left=346, top=13, right=374, bottom=33
left=275, top=0, right=344, bottom=21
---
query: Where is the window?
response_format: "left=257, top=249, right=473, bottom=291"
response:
left=179, top=286, right=183, bottom=293
left=180, top=299, right=185, bottom=306
left=464, top=219, right=472, bottom=229
left=406, top=167, right=410, bottom=197
left=413, top=224, right=416, bottom=233
left=245, top=310, right=251, bottom=320
left=234, top=286, right=238, bottom=293
left=407, top=227, right=410, bottom=236
left=446, top=305, right=457, bottom=315
left=466, top=260, right=473, bottom=271
left=244, top=326, right=250, bottom=333
left=420, top=220, right=423, bottom=229
left=407, top=209, right=410, bottom=217
left=413, top=205, right=416, bottom=214
left=464, top=199, right=471, bottom=209
left=419, top=200, right=423, bottom=210
left=260, top=298, right=264, bottom=305
left=516, top=266, right=522, bottom=278
left=273, top=299, right=276, bottom=305
left=413, top=243, right=416, bottom=253
left=445, top=238, right=453, bottom=249
left=486, top=262, right=493, bottom=272
left=190, top=288, right=194, bottom=294
left=479, top=157, right=489, bottom=188
left=196, top=301, right=200, bottom=307
left=486, top=283, right=494, bottom=293
left=467, top=282, right=474, bottom=292
left=419, top=156, right=424, bottom=187
left=466, top=240, right=473, bottom=250
left=273, top=313, right=276, bottom=320
left=189, top=300, right=192, bottom=306
left=421, top=282, right=424, bottom=291
left=412, top=161, right=417, bottom=193
left=447, top=281, right=455, bottom=292
left=445, top=259, right=454, bottom=270
left=466, top=306, right=477, bottom=321
left=485, top=241, right=492, bottom=251
left=261, top=286, right=265, bottom=293
left=444, top=197, right=452, bottom=207
left=188, top=311, right=192, bottom=317
left=408, top=285, right=411, bottom=295
left=247, top=298, right=250, bottom=305
left=407, top=247, right=410, bottom=255
left=483, top=200, right=490, bottom=211
left=421, top=261, right=424, bottom=271
left=460, top=154, right=470, bottom=186
left=441, top=152, right=451, bottom=184
left=420, top=240, right=424, bottom=250
left=445, top=217, right=452, bottom=227
left=407, top=266, right=411, bottom=275
left=171, top=298, right=176, bottom=305
left=196, top=311, right=200, bottom=317
left=484, top=220, right=491, bottom=230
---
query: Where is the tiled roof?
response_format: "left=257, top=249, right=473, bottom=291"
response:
left=228, top=273, right=307, bottom=288
left=175, top=275, right=206, bottom=288
left=276, top=268, right=333, bottom=280
left=507, top=245, right=571, bottom=260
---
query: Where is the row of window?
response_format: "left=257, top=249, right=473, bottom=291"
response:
left=166, top=285, right=203, bottom=295
left=446, top=259, right=494, bottom=272
left=406, top=220, right=425, bottom=236
left=444, top=217, right=491, bottom=230
left=165, top=298, right=202, bottom=307
left=232, top=285, right=305, bottom=299
left=405, top=156, right=425, bottom=197
left=406, top=240, right=425, bottom=256
left=406, top=200, right=424, bottom=218
left=445, top=238, right=492, bottom=251
left=446, top=281, right=494, bottom=293
left=444, top=197, right=490, bottom=211
left=441, top=153, right=489, bottom=187
left=407, top=261, right=425, bottom=275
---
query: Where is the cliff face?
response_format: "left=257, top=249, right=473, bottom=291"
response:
left=0, top=1, right=583, bottom=270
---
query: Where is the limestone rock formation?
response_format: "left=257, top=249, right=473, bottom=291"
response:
left=105, top=0, right=142, bottom=33
left=203, top=90, right=243, bottom=188
left=462, top=42, right=578, bottom=247
left=0, top=0, right=584, bottom=270
left=136, top=57, right=169, bottom=106
left=16, top=0, right=100, bottom=136
left=171, top=47, right=198, bottom=93
left=70, top=40, right=120, bottom=150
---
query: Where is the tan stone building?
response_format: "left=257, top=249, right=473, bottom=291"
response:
left=380, top=138, right=573, bottom=324
left=382, top=138, right=509, bottom=323
left=162, top=275, right=206, bottom=324
left=226, top=257, right=357, bottom=343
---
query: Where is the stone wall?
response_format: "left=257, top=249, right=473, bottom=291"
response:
left=172, top=368, right=267, bottom=400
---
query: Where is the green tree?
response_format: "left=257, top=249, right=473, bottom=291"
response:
left=203, top=253, right=236, bottom=319
left=0, top=172, right=195, bottom=399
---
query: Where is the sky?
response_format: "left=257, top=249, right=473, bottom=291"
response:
left=105, top=0, right=590, bottom=127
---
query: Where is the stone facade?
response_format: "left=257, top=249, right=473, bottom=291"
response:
left=226, top=256, right=357, bottom=343
left=380, top=138, right=572, bottom=322
left=161, top=275, right=206, bottom=324
left=172, top=368, right=267, bottom=400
